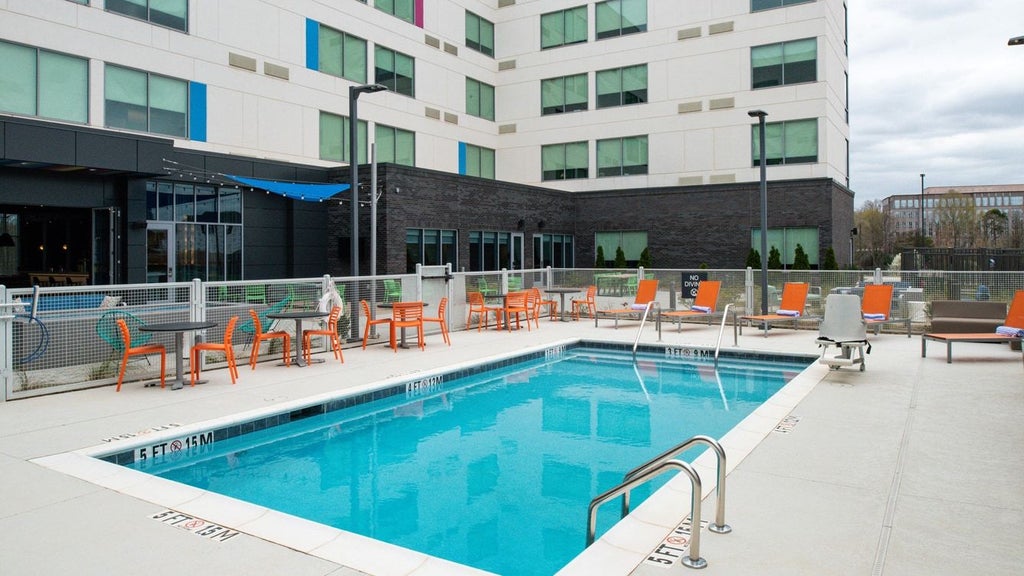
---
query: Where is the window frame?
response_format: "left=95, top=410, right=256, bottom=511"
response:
left=375, top=123, right=416, bottom=167
left=318, top=111, right=368, bottom=164
left=374, top=45, right=414, bottom=97
left=105, top=0, right=188, bottom=32
left=466, top=11, right=495, bottom=57
left=406, top=228, right=457, bottom=272
left=0, top=40, right=89, bottom=124
left=466, top=77, right=496, bottom=121
left=375, top=0, right=415, bottom=24
left=464, top=144, right=496, bottom=179
left=596, top=135, right=648, bottom=177
left=541, top=73, right=589, bottom=115
left=540, top=6, right=588, bottom=49
left=751, top=0, right=815, bottom=13
left=318, top=24, right=368, bottom=84
left=751, top=37, right=817, bottom=89
left=595, top=0, right=647, bottom=40
left=542, top=141, right=589, bottom=181
left=104, top=63, right=188, bottom=138
left=751, top=118, right=819, bottom=166
left=596, top=64, right=647, bottom=109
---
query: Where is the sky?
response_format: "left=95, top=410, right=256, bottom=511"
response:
left=847, top=0, right=1024, bottom=207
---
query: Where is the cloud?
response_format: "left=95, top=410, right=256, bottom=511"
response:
left=848, top=0, right=1024, bottom=205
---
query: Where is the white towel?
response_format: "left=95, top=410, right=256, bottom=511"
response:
left=776, top=309, right=800, bottom=317
left=630, top=303, right=649, bottom=310
left=863, top=313, right=886, bottom=320
left=691, top=305, right=711, bottom=313
left=996, top=325, right=1024, bottom=337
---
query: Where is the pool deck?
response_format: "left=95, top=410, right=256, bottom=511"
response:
left=1, top=317, right=1021, bottom=575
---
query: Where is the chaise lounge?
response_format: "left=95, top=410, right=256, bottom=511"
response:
left=922, top=290, right=1024, bottom=365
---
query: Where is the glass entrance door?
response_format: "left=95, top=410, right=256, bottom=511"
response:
left=146, top=223, right=173, bottom=283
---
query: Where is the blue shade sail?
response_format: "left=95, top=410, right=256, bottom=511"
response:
left=224, top=175, right=349, bottom=202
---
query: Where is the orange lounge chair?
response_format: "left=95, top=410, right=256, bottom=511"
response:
left=737, top=282, right=811, bottom=337
left=598, top=279, right=659, bottom=328
left=922, top=290, right=1024, bottom=365
left=860, top=284, right=910, bottom=337
left=662, top=280, right=722, bottom=331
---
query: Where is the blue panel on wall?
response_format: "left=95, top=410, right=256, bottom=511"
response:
left=458, top=142, right=467, bottom=175
left=306, top=18, right=319, bottom=70
left=189, top=81, right=207, bottom=142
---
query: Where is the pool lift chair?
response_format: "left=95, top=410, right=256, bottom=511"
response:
left=816, top=294, right=870, bottom=371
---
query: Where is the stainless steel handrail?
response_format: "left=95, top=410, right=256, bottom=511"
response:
left=631, top=301, right=659, bottom=358
left=622, top=435, right=731, bottom=535
left=586, top=459, right=708, bottom=569
left=713, top=303, right=732, bottom=368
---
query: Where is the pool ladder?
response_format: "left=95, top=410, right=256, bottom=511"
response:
left=586, top=435, right=730, bottom=570
left=631, top=302, right=661, bottom=358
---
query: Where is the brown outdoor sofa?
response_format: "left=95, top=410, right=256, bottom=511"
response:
left=929, top=300, right=1007, bottom=333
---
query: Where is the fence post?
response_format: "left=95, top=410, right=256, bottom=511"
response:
left=745, top=267, right=754, bottom=312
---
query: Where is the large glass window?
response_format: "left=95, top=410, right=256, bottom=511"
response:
left=542, top=142, right=588, bottom=181
left=595, top=0, right=646, bottom=40
left=106, top=0, right=187, bottom=32
left=751, top=38, right=817, bottom=89
left=406, top=229, right=456, bottom=272
left=375, top=0, right=414, bottom=24
left=319, top=24, right=367, bottom=83
left=466, top=77, right=495, bottom=121
left=596, top=64, right=646, bottom=108
left=597, top=136, right=648, bottom=177
left=541, top=6, right=587, bottom=49
left=542, top=73, right=588, bottom=115
left=374, top=46, right=414, bottom=97
left=375, top=124, right=415, bottom=167
left=533, top=234, right=574, bottom=268
left=464, top=144, right=495, bottom=179
left=318, top=111, right=368, bottom=163
left=751, top=0, right=814, bottom=12
left=595, top=231, right=648, bottom=264
left=466, top=11, right=495, bottom=57
left=469, top=231, right=522, bottom=271
left=145, top=181, right=243, bottom=280
left=0, top=41, right=88, bottom=124
left=752, top=118, right=818, bottom=166
left=749, top=226, right=819, bottom=267
left=105, top=64, right=187, bottom=137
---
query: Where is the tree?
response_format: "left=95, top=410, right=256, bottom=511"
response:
left=933, top=190, right=978, bottom=248
left=595, top=245, right=606, bottom=268
left=854, top=199, right=894, bottom=269
left=822, top=246, right=839, bottom=270
left=613, top=246, right=626, bottom=268
left=767, top=246, right=782, bottom=269
left=745, top=248, right=761, bottom=268
left=981, top=208, right=1008, bottom=247
left=792, top=243, right=810, bottom=270
left=638, top=247, right=652, bottom=268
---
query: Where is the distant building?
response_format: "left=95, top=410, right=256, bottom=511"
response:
left=883, top=185, right=1024, bottom=238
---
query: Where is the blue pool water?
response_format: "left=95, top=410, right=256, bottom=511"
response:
left=125, top=346, right=809, bottom=575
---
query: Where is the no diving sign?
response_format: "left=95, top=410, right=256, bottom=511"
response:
left=681, top=272, right=707, bottom=299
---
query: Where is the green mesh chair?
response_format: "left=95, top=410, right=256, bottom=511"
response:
left=96, top=310, right=154, bottom=363
left=383, top=279, right=403, bottom=303
left=237, top=295, right=292, bottom=347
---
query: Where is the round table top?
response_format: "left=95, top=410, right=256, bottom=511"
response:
left=267, top=310, right=329, bottom=319
left=140, top=320, right=217, bottom=332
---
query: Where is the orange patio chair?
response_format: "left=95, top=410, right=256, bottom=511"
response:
left=361, top=299, right=392, bottom=349
left=861, top=284, right=895, bottom=336
left=571, top=285, right=597, bottom=320
left=467, top=291, right=502, bottom=331
left=923, top=290, right=1024, bottom=365
left=190, top=316, right=239, bottom=386
left=390, top=301, right=425, bottom=351
left=423, top=297, right=451, bottom=346
left=599, top=279, right=659, bottom=328
left=115, top=318, right=166, bottom=391
left=502, top=291, right=532, bottom=331
left=662, top=280, right=722, bottom=331
left=248, top=309, right=290, bottom=369
left=738, top=282, right=811, bottom=337
left=302, top=305, right=344, bottom=364
left=530, top=287, right=558, bottom=323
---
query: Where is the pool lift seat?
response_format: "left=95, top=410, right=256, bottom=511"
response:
left=816, top=294, right=870, bottom=371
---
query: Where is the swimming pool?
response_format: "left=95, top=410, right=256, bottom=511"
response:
left=101, top=344, right=811, bottom=576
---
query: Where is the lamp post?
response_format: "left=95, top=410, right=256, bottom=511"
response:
left=919, top=173, right=925, bottom=244
left=348, top=83, right=387, bottom=342
left=748, top=109, right=769, bottom=315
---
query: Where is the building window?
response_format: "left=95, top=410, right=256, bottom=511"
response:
left=406, top=229, right=457, bottom=272
left=595, top=0, right=646, bottom=40
left=595, top=231, right=648, bottom=265
left=542, top=142, right=588, bottom=181
left=751, top=0, right=814, bottom=12
left=318, top=111, right=368, bottom=163
left=106, top=0, right=187, bottom=32
left=749, top=226, right=819, bottom=268
left=466, top=11, right=495, bottom=57
left=596, top=64, right=647, bottom=108
left=597, top=136, right=648, bottom=176
left=105, top=64, right=188, bottom=138
left=541, top=6, right=587, bottom=49
left=146, top=181, right=243, bottom=281
left=542, top=73, right=588, bottom=115
left=752, top=118, right=818, bottom=165
left=462, top=143, right=495, bottom=179
left=466, top=77, right=495, bottom=121
left=470, top=231, right=523, bottom=271
left=375, top=0, right=414, bottom=24
left=751, top=38, right=817, bottom=89
left=0, top=41, right=88, bottom=124
left=375, top=124, right=415, bottom=166
left=533, top=234, right=574, bottom=268
left=374, top=46, right=414, bottom=97
left=318, top=24, right=367, bottom=83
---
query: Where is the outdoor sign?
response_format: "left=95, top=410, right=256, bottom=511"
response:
left=681, top=272, right=707, bottom=299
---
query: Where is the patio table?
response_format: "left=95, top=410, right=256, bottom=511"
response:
left=139, top=320, right=217, bottom=390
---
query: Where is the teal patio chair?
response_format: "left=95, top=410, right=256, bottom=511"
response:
left=238, top=295, right=292, bottom=348
left=97, top=310, right=153, bottom=354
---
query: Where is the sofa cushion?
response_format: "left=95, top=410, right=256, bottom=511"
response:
left=930, top=300, right=1006, bottom=320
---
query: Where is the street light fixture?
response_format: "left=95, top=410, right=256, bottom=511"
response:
left=349, top=83, right=387, bottom=342
left=748, top=109, right=769, bottom=314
